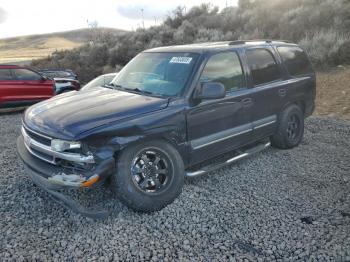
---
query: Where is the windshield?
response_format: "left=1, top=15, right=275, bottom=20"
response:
left=110, top=52, right=199, bottom=97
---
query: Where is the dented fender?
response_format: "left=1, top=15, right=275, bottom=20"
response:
left=81, top=101, right=191, bottom=166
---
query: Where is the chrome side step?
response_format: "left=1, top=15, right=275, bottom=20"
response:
left=185, top=142, right=271, bottom=177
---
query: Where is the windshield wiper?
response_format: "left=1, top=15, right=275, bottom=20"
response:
left=108, top=84, right=164, bottom=97
left=108, top=83, right=122, bottom=88
left=131, top=88, right=154, bottom=95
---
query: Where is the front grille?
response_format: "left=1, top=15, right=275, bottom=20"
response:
left=24, top=127, right=51, bottom=146
left=22, top=125, right=56, bottom=164
left=21, top=124, right=95, bottom=165
left=30, top=147, right=55, bottom=163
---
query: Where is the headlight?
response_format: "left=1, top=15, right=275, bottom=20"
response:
left=51, top=139, right=81, bottom=152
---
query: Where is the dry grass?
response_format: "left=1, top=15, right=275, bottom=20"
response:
left=315, top=66, right=350, bottom=120
left=0, top=28, right=125, bottom=64
left=0, top=36, right=82, bottom=63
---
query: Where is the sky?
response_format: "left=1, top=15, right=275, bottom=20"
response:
left=0, top=0, right=238, bottom=39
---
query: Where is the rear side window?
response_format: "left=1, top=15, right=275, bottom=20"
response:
left=246, top=49, right=281, bottom=86
left=277, top=46, right=313, bottom=76
left=200, top=52, right=244, bottom=92
left=13, top=69, right=42, bottom=81
left=0, top=69, right=12, bottom=80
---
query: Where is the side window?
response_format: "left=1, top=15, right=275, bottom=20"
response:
left=200, top=52, right=244, bottom=92
left=0, top=69, right=13, bottom=80
left=13, top=69, right=42, bottom=81
left=246, top=49, right=281, bottom=86
left=277, top=46, right=313, bottom=76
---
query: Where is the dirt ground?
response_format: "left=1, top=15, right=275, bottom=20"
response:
left=315, top=66, right=350, bottom=120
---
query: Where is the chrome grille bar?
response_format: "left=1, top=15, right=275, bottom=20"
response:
left=21, top=126, right=94, bottom=165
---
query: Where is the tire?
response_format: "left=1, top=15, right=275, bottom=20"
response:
left=111, top=139, right=184, bottom=212
left=271, top=104, right=304, bottom=149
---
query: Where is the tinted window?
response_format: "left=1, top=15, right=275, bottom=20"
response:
left=278, top=46, right=313, bottom=76
left=246, top=49, right=280, bottom=86
left=14, top=69, right=42, bottom=81
left=200, top=52, right=244, bottom=92
left=0, top=69, right=12, bottom=80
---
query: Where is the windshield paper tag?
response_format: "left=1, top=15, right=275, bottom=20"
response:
left=169, top=57, right=192, bottom=64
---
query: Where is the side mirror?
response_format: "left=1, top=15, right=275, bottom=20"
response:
left=41, top=75, right=48, bottom=81
left=194, top=82, right=226, bottom=100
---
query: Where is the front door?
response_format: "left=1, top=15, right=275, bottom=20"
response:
left=186, top=50, right=254, bottom=165
left=11, top=68, right=53, bottom=102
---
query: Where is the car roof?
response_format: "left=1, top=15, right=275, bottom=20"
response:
left=145, top=40, right=298, bottom=54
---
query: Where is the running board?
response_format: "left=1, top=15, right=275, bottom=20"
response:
left=185, top=142, right=271, bottom=177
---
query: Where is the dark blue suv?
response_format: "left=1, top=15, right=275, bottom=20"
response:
left=17, top=40, right=315, bottom=218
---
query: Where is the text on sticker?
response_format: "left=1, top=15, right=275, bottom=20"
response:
left=169, top=57, right=193, bottom=64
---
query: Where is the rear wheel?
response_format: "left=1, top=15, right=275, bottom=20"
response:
left=271, top=104, right=304, bottom=149
left=111, top=140, right=184, bottom=212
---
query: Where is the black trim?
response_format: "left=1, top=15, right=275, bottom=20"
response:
left=0, top=100, right=42, bottom=108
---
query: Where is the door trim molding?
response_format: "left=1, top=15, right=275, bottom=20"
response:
left=191, top=123, right=252, bottom=150
left=190, top=114, right=277, bottom=150
left=252, top=115, right=277, bottom=130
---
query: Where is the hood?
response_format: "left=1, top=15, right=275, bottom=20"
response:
left=24, top=87, right=169, bottom=139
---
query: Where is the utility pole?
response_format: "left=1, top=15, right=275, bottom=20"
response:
left=141, top=8, right=145, bottom=29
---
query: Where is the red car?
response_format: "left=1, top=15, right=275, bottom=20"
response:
left=0, top=65, right=79, bottom=108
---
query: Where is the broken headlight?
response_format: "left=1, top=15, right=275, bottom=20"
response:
left=51, top=139, right=81, bottom=152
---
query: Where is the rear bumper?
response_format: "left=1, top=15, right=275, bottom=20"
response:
left=17, top=135, right=115, bottom=218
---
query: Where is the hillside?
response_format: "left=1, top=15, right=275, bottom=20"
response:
left=0, top=28, right=125, bottom=64
left=315, top=67, right=350, bottom=120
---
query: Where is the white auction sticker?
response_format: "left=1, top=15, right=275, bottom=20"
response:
left=169, top=57, right=193, bottom=64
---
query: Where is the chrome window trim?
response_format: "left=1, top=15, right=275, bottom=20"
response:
left=21, top=127, right=94, bottom=164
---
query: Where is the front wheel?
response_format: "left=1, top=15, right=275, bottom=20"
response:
left=271, top=104, right=304, bottom=149
left=111, top=140, right=184, bottom=212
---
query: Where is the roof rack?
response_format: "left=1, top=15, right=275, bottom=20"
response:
left=228, top=39, right=292, bottom=45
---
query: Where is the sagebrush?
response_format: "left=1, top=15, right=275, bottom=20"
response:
left=31, top=0, right=350, bottom=83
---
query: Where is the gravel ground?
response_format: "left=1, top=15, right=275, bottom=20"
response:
left=1, top=112, right=350, bottom=261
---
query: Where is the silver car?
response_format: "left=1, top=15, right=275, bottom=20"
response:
left=81, top=73, right=118, bottom=90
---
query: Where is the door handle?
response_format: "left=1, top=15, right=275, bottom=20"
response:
left=241, top=98, right=253, bottom=107
left=278, top=88, right=286, bottom=97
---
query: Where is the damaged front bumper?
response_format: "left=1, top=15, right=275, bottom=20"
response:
left=17, top=135, right=115, bottom=219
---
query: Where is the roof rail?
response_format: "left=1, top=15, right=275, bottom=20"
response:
left=228, top=39, right=292, bottom=45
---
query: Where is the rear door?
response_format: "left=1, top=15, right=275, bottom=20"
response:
left=276, top=46, right=316, bottom=116
left=243, top=47, right=285, bottom=141
left=186, top=50, right=254, bottom=165
left=11, top=68, right=53, bottom=102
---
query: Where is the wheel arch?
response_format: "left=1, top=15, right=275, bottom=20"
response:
left=108, top=129, right=190, bottom=167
